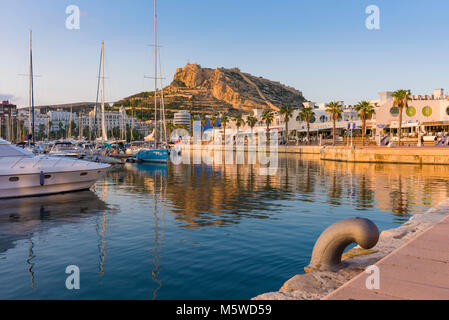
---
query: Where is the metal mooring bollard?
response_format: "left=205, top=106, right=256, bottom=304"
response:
left=305, top=217, right=379, bottom=272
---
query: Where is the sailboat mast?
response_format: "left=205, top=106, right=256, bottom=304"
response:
left=68, top=105, right=72, bottom=139
left=28, top=31, right=32, bottom=135
left=94, top=44, right=102, bottom=140
left=78, top=112, right=82, bottom=140
left=158, top=38, right=167, bottom=143
left=101, top=41, right=107, bottom=142
left=154, top=0, right=158, bottom=146
left=29, top=30, right=35, bottom=144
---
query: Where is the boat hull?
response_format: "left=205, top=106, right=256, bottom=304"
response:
left=0, top=168, right=107, bottom=199
left=136, top=149, right=169, bottom=163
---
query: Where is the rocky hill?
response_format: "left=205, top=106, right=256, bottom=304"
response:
left=116, top=64, right=307, bottom=117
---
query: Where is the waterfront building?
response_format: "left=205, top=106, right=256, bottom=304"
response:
left=87, top=108, right=135, bottom=132
left=15, top=106, right=147, bottom=138
left=291, top=103, right=362, bottom=139
left=48, top=109, right=78, bottom=132
left=0, top=100, right=17, bottom=120
left=225, top=103, right=363, bottom=140
left=173, top=110, right=191, bottom=130
left=34, top=112, right=50, bottom=129
left=373, top=89, right=449, bottom=136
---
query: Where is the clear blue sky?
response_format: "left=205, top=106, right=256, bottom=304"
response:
left=2, top=0, right=449, bottom=107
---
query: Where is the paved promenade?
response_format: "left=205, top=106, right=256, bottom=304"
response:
left=324, top=215, right=449, bottom=300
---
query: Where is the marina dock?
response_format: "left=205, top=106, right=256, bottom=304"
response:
left=324, top=214, right=449, bottom=300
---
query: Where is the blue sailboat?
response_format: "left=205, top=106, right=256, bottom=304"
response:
left=136, top=0, right=168, bottom=164
left=136, top=148, right=168, bottom=163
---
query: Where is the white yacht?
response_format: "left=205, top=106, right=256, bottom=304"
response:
left=0, top=139, right=110, bottom=199
left=48, top=141, right=82, bottom=158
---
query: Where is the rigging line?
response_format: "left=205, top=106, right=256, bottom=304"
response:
left=153, top=0, right=158, bottom=145
left=95, top=43, right=102, bottom=140
left=103, top=49, right=113, bottom=108
left=30, top=35, right=35, bottom=144
left=157, top=34, right=167, bottom=143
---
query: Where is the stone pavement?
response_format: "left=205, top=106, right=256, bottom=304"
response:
left=324, top=215, right=449, bottom=300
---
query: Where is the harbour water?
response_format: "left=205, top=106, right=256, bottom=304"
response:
left=1, top=153, right=449, bottom=300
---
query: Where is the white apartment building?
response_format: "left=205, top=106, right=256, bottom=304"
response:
left=85, top=107, right=138, bottom=132
left=48, top=110, right=78, bottom=132
left=173, top=110, right=192, bottom=129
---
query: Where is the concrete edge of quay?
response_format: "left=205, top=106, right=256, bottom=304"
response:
left=320, top=146, right=449, bottom=165
left=182, top=144, right=449, bottom=165
left=251, top=198, right=449, bottom=300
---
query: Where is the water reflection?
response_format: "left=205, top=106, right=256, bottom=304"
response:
left=123, top=163, right=167, bottom=299
left=2, top=153, right=449, bottom=299
left=26, top=239, right=35, bottom=290
left=0, top=191, right=108, bottom=289
left=105, top=154, right=449, bottom=228
left=151, top=169, right=165, bottom=300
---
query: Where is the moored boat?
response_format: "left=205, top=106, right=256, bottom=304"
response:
left=0, top=139, right=110, bottom=199
left=134, top=0, right=169, bottom=164
left=48, top=141, right=82, bottom=158
left=136, top=148, right=168, bottom=163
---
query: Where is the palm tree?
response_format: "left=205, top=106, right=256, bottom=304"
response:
left=200, top=116, right=207, bottom=135
left=166, top=122, right=175, bottom=140
left=246, top=116, right=258, bottom=134
left=261, top=108, right=275, bottom=142
left=326, top=101, right=344, bottom=146
left=220, top=115, right=229, bottom=145
left=354, top=101, right=376, bottom=146
left=279, top=105, right=293, bottom=141
left=38, top=124, right=45, bottom=141
left=233, top=114, right=244, bottom=132
left=210, top=116, right=218, bottom=130
left=246, top=115, right=258, bottom=145
left=392, top=89, right=411, bottom=144
left=58, top=122, right=64, bottom=139
left=189, top=114, right=195, bottom=136
left=48, top=121, right=53, bottom=139
left=297, top=106, right=314, bottom=143
left=70, top=121, right=77, bottom=139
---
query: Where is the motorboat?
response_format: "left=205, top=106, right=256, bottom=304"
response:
left=0, top=139, right=110, bottom=199
left=48, top=141, right=82, bottom=158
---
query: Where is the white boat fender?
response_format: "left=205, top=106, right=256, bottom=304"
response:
left=40, top=171, right=45, bottom=186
